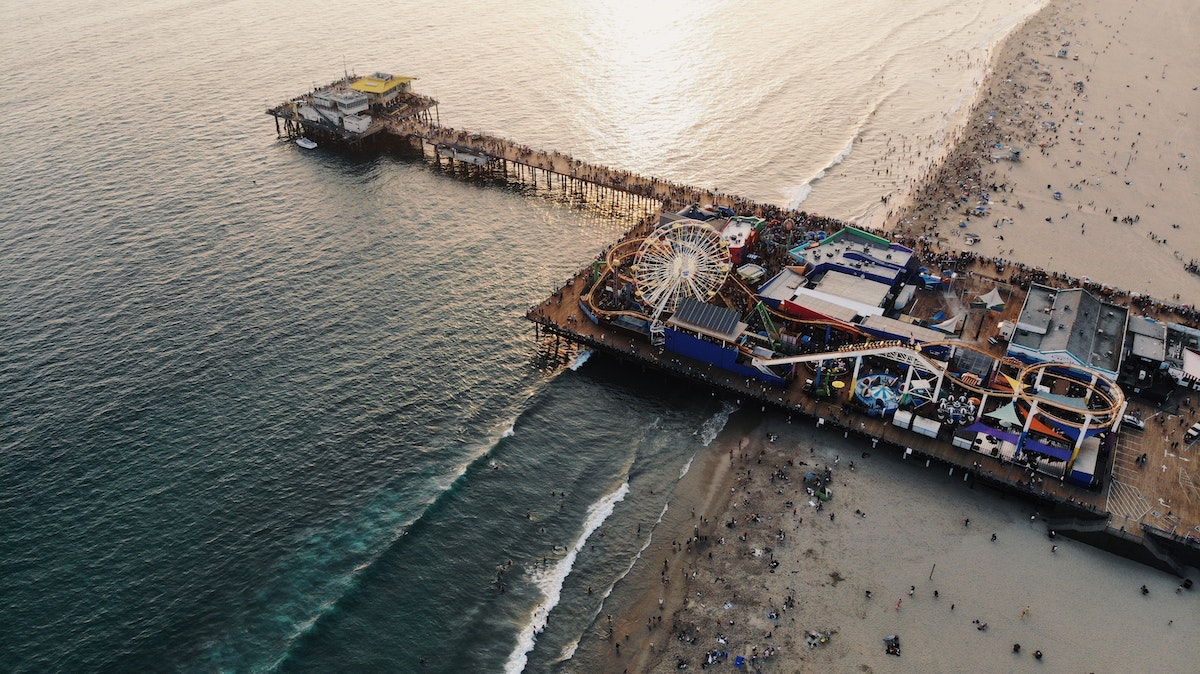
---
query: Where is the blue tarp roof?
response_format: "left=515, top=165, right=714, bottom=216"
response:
left=962, top=421, right=1073, bottom=462
left=962, top=422, right=1020, bottom=445
left=1021, top=437, right=1073, bottom=462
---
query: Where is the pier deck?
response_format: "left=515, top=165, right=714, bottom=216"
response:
left=527, top=249, right=1200, bottom=574
left=269, top=73, right=1200, bottom=574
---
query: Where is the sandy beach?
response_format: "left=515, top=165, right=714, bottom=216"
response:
left=580, top=1, right=1200, bottom=671
left=883, top=0, right=1200, bottom=305
left=583, top=409, right=1197, bottom=673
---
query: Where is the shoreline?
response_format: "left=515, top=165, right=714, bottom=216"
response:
left=882, top=0, right=1199, bottom=303
left=588, top=411, right=748, bottom=673
left=856, top=2, right=1041, bottom=232
left=580, top=408, right=1198, bottom=673
left=578, top=0, right=1199, bottom=670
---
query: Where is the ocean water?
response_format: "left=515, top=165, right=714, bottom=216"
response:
left=0, top=0, right=1115, bottom=672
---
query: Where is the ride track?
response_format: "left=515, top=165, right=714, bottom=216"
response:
left=759, top=340, right=1127, bottom=431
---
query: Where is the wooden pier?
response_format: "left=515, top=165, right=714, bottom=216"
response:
left=526, top=263, right=1200, bottom=575
left=268, top=74, right=1199, bottom=577
left=267, top=74, right=823, bottom=224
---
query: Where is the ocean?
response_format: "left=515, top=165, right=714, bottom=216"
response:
left=7, top=0, right=1189, bottom=672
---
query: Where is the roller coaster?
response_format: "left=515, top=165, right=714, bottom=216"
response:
left=580, top=220, right=866, bottom=340
left=754, top=340, right=1126, bottom=432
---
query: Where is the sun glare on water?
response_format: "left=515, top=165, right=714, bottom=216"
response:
left=567, top=0, right=731, bottom=170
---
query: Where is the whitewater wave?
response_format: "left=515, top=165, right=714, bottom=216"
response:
left=694, top=400, right=738, bottom=447
left=504, top=481, right=630, bottom=674
left=784, top=136, right=855, bottom=210
left=557, top=639, right=579, bottom=663
left=678, top=453, right=695, bottom=479
left=556, top=498, right=670, bottom=665
left=569, top=347, right=593, bottom=371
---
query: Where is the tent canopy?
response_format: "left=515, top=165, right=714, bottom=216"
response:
left=932, top=314, right=962, bottom=333
left=984, top=401, right=1021, bottom=426
left=978, top=287, right=1005, bottom=311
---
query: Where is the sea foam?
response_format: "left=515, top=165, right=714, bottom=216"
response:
left=695, top=400, right=738, bottom=447
left=569, top=347, right=593, bottom=371
left=503, top=481, right=630, bottom=674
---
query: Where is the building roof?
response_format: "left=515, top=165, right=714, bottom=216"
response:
left=314, top=89, right=369, bottom=107
left=1165, top=322, right=1200, bottom=366
left=857, top=315, right=947, bottom=344
left=1010, top=284, right=1127, bottom=374
left=350, top=73, right=414, bottom=94
left=1127, top=316, right=1167, bottom=361
left=667, top=298, right=744, bottom=342
left=720, top=217, right=757, bottom=248
left=786, top=294, right=860, bottom=323
left=757, top=268, right=808, bottom=303
left=788, top=226, right=913, bottom=286
left=814, top=270, right=892, bottom=308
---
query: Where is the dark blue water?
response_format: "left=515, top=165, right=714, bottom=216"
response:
left=0, top=116, right=743, bottom=670
left=3, top=0, right=1072, bottom=670
left=0, top=4, right=737, bottom=671
left=1, top=119, right=737, bottom=674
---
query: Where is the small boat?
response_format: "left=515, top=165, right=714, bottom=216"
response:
left=295, top=137, right=318, bottom=150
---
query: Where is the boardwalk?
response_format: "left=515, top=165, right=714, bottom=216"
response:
left=526, top=250, right=1200, bottom=573
left=385, top=116, right=723, bottom=214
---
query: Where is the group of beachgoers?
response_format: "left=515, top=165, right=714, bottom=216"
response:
left=628, top=430, right=918, bottom=672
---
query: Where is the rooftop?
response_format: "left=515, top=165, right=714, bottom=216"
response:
left=314, top=89, right=369, bottom=106
left=667, top=297, right=745, bottom=343
left=786, top=293, right=860, bottom=323
left=350, top=73, right=414, bottom=95
left=788, top=226, right=914, bottom=285
left=1127, top=316, right=1166, bottom=361
left=1011, top=284, right=1128, bottom=374
left=857, top=314, right=950, bottom=344
left=757, top=268, right=807, bottom=304
left=813, top=270, right=892, bottom=309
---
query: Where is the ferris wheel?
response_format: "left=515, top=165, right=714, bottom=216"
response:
left=632, top=220, right=732, bottom=318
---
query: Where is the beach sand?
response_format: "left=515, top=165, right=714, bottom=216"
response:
left=574, top=1, right=1200, bottom=671
left=580, top=410, right=1198, bottom=673
left=883, top=0, right=1199, bottom=305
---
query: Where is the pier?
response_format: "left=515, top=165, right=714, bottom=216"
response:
left=267, top=72, right=814, bottom=222
left=269, top=73, right=1200, bottom=576
left=527, top=262, right=1200, bottom=575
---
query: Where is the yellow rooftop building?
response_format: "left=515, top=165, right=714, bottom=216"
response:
left=350, top=72, right=414, bottom=103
